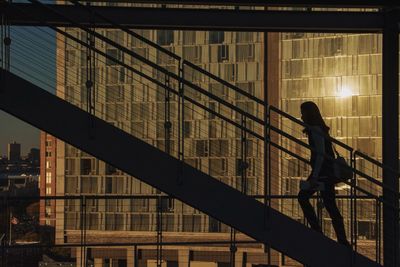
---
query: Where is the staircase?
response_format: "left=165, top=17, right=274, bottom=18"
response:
left=1, top=1, right=395, bottom=266
left=0, top=69, right=381, bottom=267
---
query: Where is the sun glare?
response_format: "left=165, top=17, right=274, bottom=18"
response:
left=338, top=86, right=353, bottom=98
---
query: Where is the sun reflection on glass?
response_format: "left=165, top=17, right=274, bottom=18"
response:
left=338, top=86, right=353, bottom=98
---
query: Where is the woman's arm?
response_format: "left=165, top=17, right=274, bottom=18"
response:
left=310, top=127, right=325, bottom=180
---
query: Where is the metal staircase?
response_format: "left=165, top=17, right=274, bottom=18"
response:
left=1, top=1, right=398, bottom=266
left=0, top=69, right=381, bottom=267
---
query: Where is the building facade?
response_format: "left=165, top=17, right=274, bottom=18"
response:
left=39, top=132, right=57, bottom=227
left=279, top=33, right=382, bottom=256
left=42, top=28, right=279, bottom=267
left=40, top=23, right=383, bottom=266
left=8, top=141, right=21, bottom=163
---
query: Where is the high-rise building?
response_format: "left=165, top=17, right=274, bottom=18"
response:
left=43, top=28, right=279, bottom=267
left=279, top=32, right=382, bottom=258
left=8, top=141, right=21, bottom=162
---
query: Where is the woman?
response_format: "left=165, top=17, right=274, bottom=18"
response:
left=297, top=101, right=350, bottom=246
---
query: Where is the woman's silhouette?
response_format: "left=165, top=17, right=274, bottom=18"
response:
left=297, top=101, right=350, bottom=246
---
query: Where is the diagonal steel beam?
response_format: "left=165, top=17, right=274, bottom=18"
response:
left=2, top=2, right=386, bottom=32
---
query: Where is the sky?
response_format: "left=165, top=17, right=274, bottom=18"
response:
left=0, top=27, right=55, bottom=156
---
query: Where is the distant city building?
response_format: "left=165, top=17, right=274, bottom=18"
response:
left=8, top=141, right=21, bottom=162
left=0, top=174, right=39, bottom=196
left=28, top=148, right=40, bottom=166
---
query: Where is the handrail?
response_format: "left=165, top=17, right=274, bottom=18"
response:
left=29, top=0, right=264, bottom=127
left=50, top=28, right=400, bottom=205
left=354, top=150, right=400, bottom=177
left=269, top=105, right=400, bottom=196
left=68, top=0, right=181, bottom=61
left=35, top=1, right=398, bottom=187
left=21, top=0, right=398, bottom=211
left=270, top=105, right=400, bottom=177
left=269, top=105, right=353, bottom=151
left=69, top=0, right=265, bottom=108
left=182, top=60, right=265, bottom=105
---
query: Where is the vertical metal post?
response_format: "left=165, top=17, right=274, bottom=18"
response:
left=229, top=227, right=237, bottom=267
left=80, top=195, right=87, bottom=267
left=350, top=152, right=356, bottom=266
left=1, top=12, right=11, bottom=93
left=375, top=198, right=380, bottom=263
left=2, top=196, right=7, bottom=267
left=352, top=152, right=357, bottom=254
left=263, top=31, right=273, bottom=266
left=164, top=73, right=172, bottom=155
left=378, top=200, right=382, bottom=264
left=240, top=115, right=248, bottom=195
left=177, top=61, right=185, bottom=185
left=156, top=196, right=163, bottom=267
left=85, top=12, right=96, bottom=139
left=4, top=16, right=9, bottom=72
left=134, top=245, right=138, bottom=267
left=80, top=196, right=83, bottom=267
left=382, top=8, right=399, bottom=267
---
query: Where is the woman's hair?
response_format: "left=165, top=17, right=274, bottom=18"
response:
left=301, top=101, right=330, bottom=134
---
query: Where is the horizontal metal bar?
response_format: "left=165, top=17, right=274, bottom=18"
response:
left=3, top=3, right=385, bottom=32
left=183, top=60, right=265, bottom=106
left=354, top=150, right=400, bottom=176
left=0, top=194, right=379, bottom=200
left=28, top=0, right=264, bottom=126
left=77, top=0, right=396, bottom=8
left=69, top=0, right=181, bottom=61
left=5, top=240, right=260, bottom=249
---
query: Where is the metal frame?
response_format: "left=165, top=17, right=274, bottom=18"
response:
left=1, top=3, right=388, bottom=32
left=61, top=0, right=399, bottom=8
left=1, top=1, right=399, bottom=266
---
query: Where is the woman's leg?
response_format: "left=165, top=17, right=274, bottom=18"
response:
left=321, top=184, right=350, bottom=245
left=298, top=189, right=321, bottom=231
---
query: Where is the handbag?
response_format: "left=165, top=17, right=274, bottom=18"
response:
left=332, top=146, right=353, bottom=183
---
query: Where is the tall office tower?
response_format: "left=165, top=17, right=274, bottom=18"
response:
left=280, top=33, right=382, bottom=253
left=7, top=141, right=21, bottom=162
left=49, top=27, right=282, bottom=267
left=39, top=132, right=57, bottom=227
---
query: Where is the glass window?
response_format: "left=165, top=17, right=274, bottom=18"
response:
left=157, top=30, right=174, bottom=45
left=80, top=159, right=94, bottom=175
left=183, top=31, right=196, bottom=45
left=65, top=176, right=78, bottom=194
left=46, top=172, right=52, bottom=184
left=81, top=177, right=98, bottom=194
left=209, top=31, right=224, bottom=44
left=218, top=45, right=229, bottom=62
left=105, top=48, right=122, bottom=66
left=131, top=214, right=150, bottom=231
left=182, top=215, right=201, bottom=232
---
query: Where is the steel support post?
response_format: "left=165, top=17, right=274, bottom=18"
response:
left=382, top=8, right=399, bottom=267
